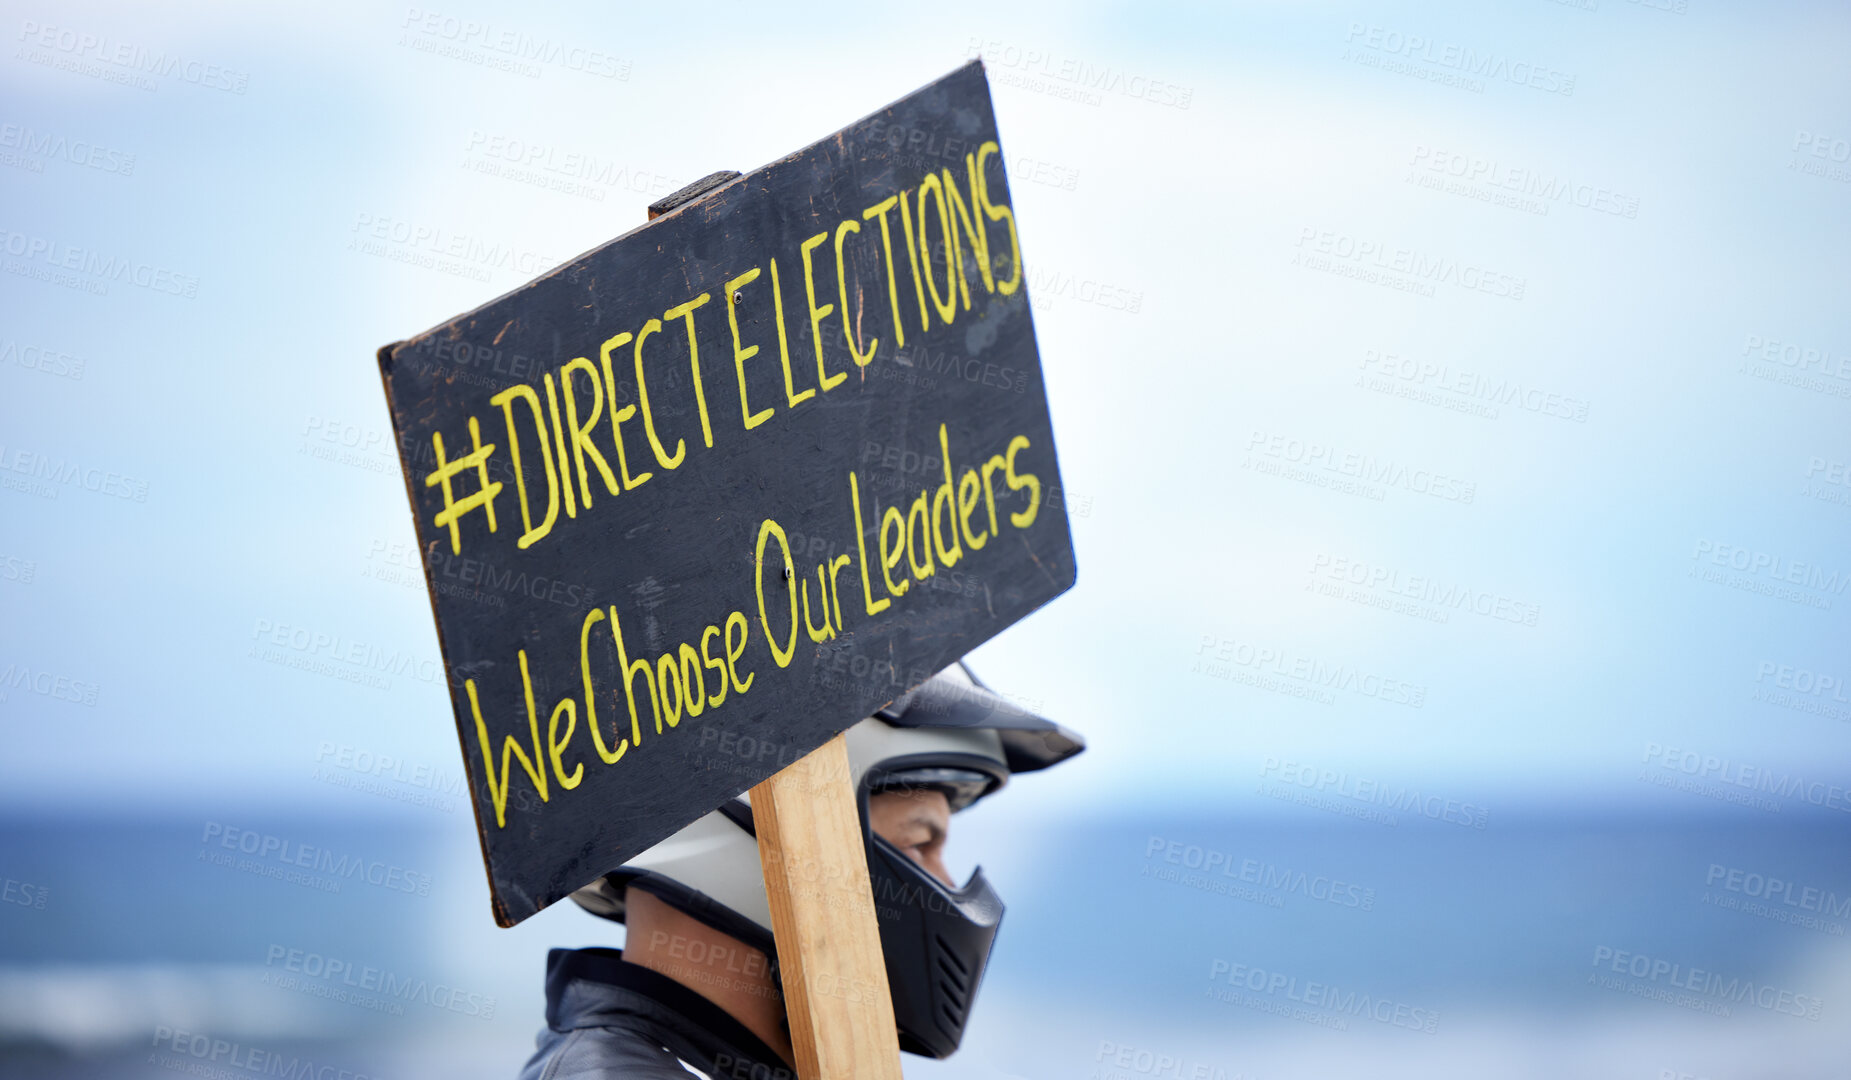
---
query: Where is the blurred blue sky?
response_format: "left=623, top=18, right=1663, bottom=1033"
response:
left=3, top=0, right=1846, bottom=821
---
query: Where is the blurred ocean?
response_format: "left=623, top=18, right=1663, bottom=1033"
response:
left=4, top=808, right=1848, bottom=1079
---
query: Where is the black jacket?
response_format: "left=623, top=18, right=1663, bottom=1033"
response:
left=518, top=948, right=794, bottom=1080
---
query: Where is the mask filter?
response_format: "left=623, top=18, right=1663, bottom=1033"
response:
left=864, top=831, right=1003, bottom=1058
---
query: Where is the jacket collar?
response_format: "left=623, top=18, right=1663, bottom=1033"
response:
left=544, top=947, right=793, bottom=1079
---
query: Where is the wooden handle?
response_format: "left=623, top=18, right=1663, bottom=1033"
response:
left=648, top=186, right=900, bottom=1077
left=750, top=733, right=905, bottom=1080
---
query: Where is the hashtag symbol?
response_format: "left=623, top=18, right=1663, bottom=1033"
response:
left=424, top=416, right=503, bottom=554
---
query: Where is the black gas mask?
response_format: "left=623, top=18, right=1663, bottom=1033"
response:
left=861, top=764, right=1006, bottom=1058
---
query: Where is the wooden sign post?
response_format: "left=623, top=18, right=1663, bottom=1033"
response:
left=752, top=734, right=903, bottom=1078
left=650, top=180, right=904, bottom=1079
left=376, top=59, right=1072, bottom=1078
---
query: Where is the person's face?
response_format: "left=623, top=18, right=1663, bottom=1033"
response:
left=867, top=787, right=953, bottom=887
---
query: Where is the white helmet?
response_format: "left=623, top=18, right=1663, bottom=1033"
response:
left=569, top=660, right=1084, bottom=1058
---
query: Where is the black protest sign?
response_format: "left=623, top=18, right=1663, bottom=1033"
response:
left=377, top=60, right=1073, bottom=927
